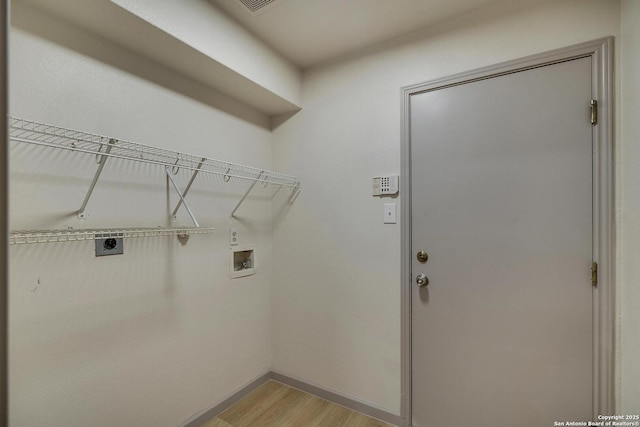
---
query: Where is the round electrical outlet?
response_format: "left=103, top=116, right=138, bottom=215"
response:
left=103, top=238, right=118, bottom=250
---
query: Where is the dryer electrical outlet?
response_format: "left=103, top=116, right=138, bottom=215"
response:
left=95, top=237, right=123, bottom=256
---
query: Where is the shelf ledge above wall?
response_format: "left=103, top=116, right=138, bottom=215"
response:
left=15, top=0, right=302, bottom=116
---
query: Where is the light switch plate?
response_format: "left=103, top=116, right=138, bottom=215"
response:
left=384, top=203, right=397, bottom=224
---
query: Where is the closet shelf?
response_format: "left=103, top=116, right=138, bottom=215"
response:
left=10, top=227, right=216, bottom=245
left=10, top=116, right=301, bottom=225
left=8, top=117, right=300, bottom=189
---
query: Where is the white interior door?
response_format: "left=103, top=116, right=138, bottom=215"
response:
left=410, top=57, right=593, bottom=426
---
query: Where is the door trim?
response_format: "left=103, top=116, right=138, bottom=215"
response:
left=400, top=37, right=615, bottom=426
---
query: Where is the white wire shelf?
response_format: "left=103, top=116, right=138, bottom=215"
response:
left=10, top=227, right=216, bottom=245
left=9, top=116, right=300, bottom=189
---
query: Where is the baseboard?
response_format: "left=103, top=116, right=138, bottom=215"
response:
left=271, top=370, right=402, bottom=426
left=178, top=370, right=272, bottom=427
left=178, top=370, right=402, bottom=427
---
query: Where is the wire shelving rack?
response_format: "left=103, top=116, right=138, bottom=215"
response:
left=9, top=117, right=300, bottom=188
left=10, top=227, right=216, bottom=245
left=8, top=116, right=301, bottom=245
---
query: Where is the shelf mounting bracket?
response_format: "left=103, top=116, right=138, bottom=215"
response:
left=166, top=166, right=200, bottom=227
left=288, top=182, right=301, bottom=203
left=77, top=139, right=116, bottom=218
left=230, top=171, right=264, bottom=218
left=171, top=157, right=206, bottom=219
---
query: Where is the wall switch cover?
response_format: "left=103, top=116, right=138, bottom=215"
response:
left=384, top=203, right=397, bottom=224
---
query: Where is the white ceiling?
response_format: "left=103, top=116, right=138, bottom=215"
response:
left=209, top=0, right=512, bottom=68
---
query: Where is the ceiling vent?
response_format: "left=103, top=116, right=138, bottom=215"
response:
left=234, top=0, right=286, bottom=15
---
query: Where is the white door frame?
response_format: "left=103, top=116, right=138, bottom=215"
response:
left=400, top=38, right=615, bottom=426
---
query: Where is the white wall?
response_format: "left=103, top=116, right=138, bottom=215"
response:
left=271, top=0, right=621, bottom=415
left=9, top=0, right=637, bottom=424
left=111, top=0, right=302, bottom=106
left=619, top=0, right=640, bottom=415
left=8, top=4, right=282, bottom=426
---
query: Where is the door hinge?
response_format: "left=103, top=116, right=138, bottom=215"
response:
left=590, top=99, right=598, bottom=125
left=591, top=261, right=598, bottom=286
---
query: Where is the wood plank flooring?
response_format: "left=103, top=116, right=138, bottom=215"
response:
left=202, top=380, right=395, bottom=427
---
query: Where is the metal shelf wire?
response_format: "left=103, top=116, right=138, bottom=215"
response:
left=9, top=116, right=300, bottom=188
left=10, top=227, right=216, bottom=245
left=9, top=116, right=300, bottom=243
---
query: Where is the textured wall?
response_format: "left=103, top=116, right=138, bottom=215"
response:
left=271, top=0, right=621, bottom=415
left=8, top=0, right=636, bottom=424
left=8, top=4, right=278, bottom=426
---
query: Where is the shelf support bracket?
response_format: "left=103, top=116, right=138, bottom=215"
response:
left=270, top=184, right=284, bottom=199
left=171, top=157, right=205, bottom=219
left=288, top=182, right=301, bottom=204
left=77, top=139, right=116, bottom=218
left=230, top=171, right=264, bottom=218
left=166, top=166, right=200, bottom=227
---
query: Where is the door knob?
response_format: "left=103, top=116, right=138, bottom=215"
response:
left=416, top=274, right=429, bottom=287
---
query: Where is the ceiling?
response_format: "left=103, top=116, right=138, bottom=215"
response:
left=209, top=0, right=513, bottom=68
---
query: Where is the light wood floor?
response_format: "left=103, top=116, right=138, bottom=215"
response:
left=202, top=380, right=395, bottom=427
